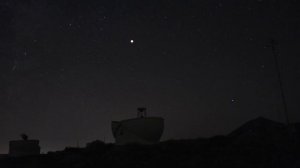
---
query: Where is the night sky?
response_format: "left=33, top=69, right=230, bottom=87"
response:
left=0, top=0, right=300, bottom=153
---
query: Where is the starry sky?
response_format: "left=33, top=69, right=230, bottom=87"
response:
left=0, top=0, right=300, bottom=153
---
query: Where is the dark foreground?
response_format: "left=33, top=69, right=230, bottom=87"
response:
left=1, top=117, right=300, bottom=168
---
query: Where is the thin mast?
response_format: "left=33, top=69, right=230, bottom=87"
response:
left=270, top=39, right=290, bottom=125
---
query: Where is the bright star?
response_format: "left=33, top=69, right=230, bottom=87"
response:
left=130, top=40, right=134, bottom=44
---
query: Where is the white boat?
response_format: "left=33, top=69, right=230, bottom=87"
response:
left=111, top=108, right=164, bottom=145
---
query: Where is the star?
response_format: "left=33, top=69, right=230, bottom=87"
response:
left=130, top=40, right=134, bottom=44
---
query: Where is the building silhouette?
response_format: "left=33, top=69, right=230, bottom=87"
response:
left=112, top=108, right=164, bottom=145
left=9, top=134, right=40, bottom=157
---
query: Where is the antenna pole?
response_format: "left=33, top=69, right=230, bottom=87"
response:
left=76, top=140, right=79, bottom=148
left=270, top=39, right=290, bottom=125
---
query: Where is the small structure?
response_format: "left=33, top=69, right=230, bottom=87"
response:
left=9, top=134, right=40, bottom=157
left=112, top=108, right=164, bottom=145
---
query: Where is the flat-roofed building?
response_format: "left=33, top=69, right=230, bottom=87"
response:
left=9, top=138, right=40, bottom=157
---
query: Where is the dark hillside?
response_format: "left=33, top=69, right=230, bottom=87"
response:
left=0, top=117, right=299, bottom=168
